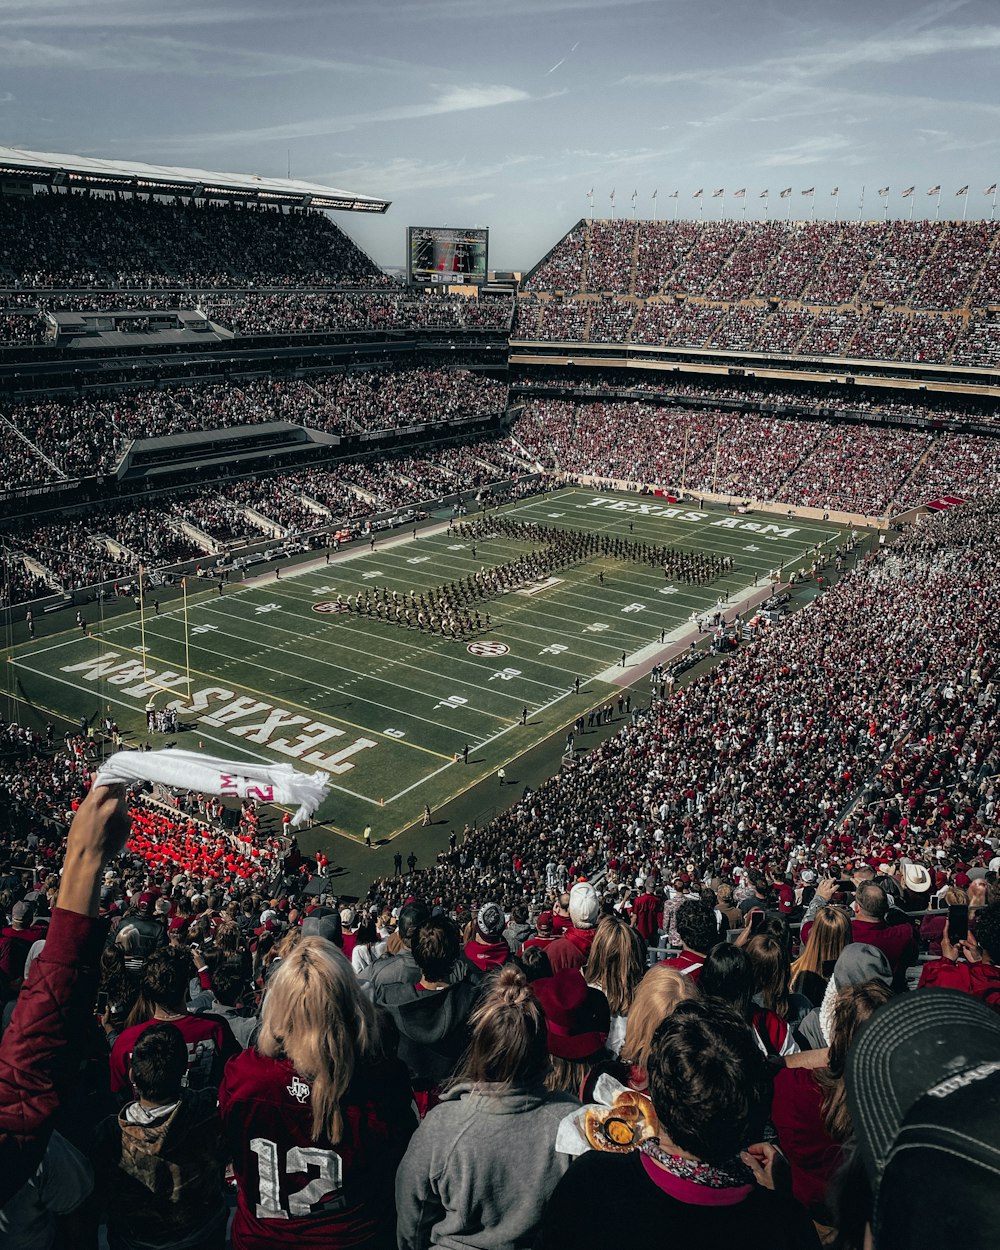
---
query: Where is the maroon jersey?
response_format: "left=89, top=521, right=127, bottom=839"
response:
left=110, top=1012, right=239, bottom=1097
left=631, top=893, right=662, bottom=943
left=219, top=1048, right=416, bottom=1249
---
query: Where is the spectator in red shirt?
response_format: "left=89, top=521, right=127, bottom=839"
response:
left=546, top=883, right=600, bottom=974
left=631, top=878, right=662, bottom=945
left=0, top=901, right=48, bottom=986
left=658, top=901, right=716, bottom=984
left=522, top=911, right=557, bottom=952
left=771, top=981, right=891, bottom=1231
left=220, top=936, right=416, bottom=1250
left=918, top=902, right=1000, bottom=1010
left=109, top=947, right=240, bottom=1100
left=849, top=883, right=917, bottom=985
left=463, top=902, right=511, bottom=972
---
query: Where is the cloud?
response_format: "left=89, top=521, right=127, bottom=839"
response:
left=160, top=83, right=539, bottom=148
left=317, top=152, right=540, bottom=195
left=0, top=33, right=385, bottom=76
left=760, top=135, right=864, bottom=168
left=0, top=89, right=12, bottom=102
left=0, top=0, right=302, bottom=29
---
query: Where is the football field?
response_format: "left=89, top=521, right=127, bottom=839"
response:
left=5, top=488, right=857, bottom=843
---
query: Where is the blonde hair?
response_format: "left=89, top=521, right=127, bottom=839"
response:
left=790, top=905, right=852, bottom=989
left=257, top=938, right=381, bottom=1143
left=620, top=965, right=699, bottom=1070
left=583, top=914, right=647, bottom=1016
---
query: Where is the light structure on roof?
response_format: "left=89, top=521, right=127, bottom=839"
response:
left=0, top=146, right=390, bottom=213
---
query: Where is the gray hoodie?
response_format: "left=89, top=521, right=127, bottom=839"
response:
left=795, top=943, right=892, bottom=1050
left=395, top=1081, right=578, bottom=1250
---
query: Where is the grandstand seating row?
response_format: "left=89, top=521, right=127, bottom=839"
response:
left=0, top=367, right=509, bottom=484
left=524, top=218, right=1000, bottom=309
left=513, top=399, right=1000, bottom=516
left=513, top=296, right=1000, bottom=367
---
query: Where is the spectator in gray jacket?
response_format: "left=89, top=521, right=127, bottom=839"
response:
left=396, top=964, right=577, bottom=1249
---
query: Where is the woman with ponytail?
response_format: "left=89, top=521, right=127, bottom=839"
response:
left=396, top=964, right=578, bottom=1250
left=219, top=937, right=416, bottom=1250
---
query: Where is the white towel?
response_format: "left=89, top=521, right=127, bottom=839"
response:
left=95, top=749, right=330, bottom=828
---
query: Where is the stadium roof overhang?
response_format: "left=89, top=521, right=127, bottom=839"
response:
left=0, top=146, right=390, bottom=213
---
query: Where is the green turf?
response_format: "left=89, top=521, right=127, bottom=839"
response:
left=3, top=488, right=856, bottom=844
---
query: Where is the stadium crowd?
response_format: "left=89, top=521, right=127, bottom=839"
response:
left=524, top=217, right=1000, bottom=310
left=0, top=191, right=386, bottom=288
left=512, top=397, right=1000, bottom=516
left=0, top=495, right=998, bottom=1248
left=0, top=368, right=509, bottom=478
left=200, top=290, right=513, bottom=338
left=0, top=435, right=536, bottom=605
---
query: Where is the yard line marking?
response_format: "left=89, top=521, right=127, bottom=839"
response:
left=195, top=596, right=562, bottom=703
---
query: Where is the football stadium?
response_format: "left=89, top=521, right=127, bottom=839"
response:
left=0, top=3, right=998, bottom=1247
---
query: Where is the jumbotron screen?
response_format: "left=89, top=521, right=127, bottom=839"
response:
left=407, top=226, right=488, bottom=286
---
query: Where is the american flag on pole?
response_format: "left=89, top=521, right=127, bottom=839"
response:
left=927, top=185, right=941, bottom=195
left=956, top=185, right=969, bottom=195
left=901, top=186, right=915, bottom=198
left=759, top=189, right=769, bottom=198
left=801, top=187, right=815, bottom=196
left=669, top=190, right=679, bottom=198
left=692, top=189, right=703, bottom=198
left=830, top=187, right=839, bottom=196
left=712, top=188, right=724, bottom=197
left=734, top=188, right=746, bottom=198
left=878, top=186, right=889, bottom=196
left=986, top=184, right=998, bottom=195
left=779, top=187, right=792, bottom=198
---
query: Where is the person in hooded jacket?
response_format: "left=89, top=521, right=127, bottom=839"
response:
left=93, top=1022, right=227, bottom=1250
left=374, top=914, right=482, bottom=1116
left=794, top=944, right=893, bottom=1051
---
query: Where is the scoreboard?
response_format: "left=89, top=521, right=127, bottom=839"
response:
left=407, top=226, right=488, bottom=287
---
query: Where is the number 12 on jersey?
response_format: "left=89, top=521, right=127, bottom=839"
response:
left=250, top=1138, right=344, bottom=1218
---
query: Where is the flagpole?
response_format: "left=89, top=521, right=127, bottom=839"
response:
left=652, top=189, right=658, bottom=222
left=833, top=188, right=840, bottom=223
left=908, top=194, right=914, bottom=222
left=858, top=184, right=865, bottom=223
left=137, top=563, right=148, bottom=690
left=992, top=185, right=998, bottom=223
left=587, top=188, right=594, bottom=222
left=936, top=187, right=941, bottom=222
left=182, top=575, right=192, bottom=697
left=763, top=193, right=769, bottom=222
left=610, top=188, right=616, bottom=220
left=786, top=191, right=792, bottom=222
left=673, top=192, right=679, bottom=222
left=962, top=188, right=969, bottom=221
left=631, top=189, right=637, bottom=219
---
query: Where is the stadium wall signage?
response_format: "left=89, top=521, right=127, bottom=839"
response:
left=60, top=652, right=377, bottom=775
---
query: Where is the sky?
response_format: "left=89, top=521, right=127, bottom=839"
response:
left=0, top=0, right=997, bottom=271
